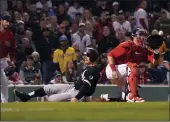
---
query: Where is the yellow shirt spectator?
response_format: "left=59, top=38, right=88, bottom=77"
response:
left=154, top=41, right=168, bottom=65
left=53, top=47, right=77, bottom=73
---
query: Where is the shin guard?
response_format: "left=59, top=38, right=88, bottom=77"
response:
left=127, top=64, right=141, bottom=99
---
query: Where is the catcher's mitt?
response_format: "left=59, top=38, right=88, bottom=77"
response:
left=146, top=35, right=164, bottom=50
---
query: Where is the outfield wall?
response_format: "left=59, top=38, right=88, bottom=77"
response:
left=8, top=84, right=169, bottom=102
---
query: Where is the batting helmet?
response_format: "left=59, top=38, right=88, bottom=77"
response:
left=83, top=48, right=99, bottom=62
left=146, top=35, right=164, bottom=50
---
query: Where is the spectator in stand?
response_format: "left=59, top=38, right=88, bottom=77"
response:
left=36, top=0, right=52, bottom=11
left=61, top=19, right=71, bottom=33
left=24, top=29, right=36, bottom=51
left=12, top=0, right=27, bottom=14
left=31, top=51, right=41, bottom=70
left=49, top=15, right=58, bottom=35
left=111, top=1, right=119, bottom=15
left=22, top=12, right=30, bottom=29
left=34, top=27, right=57, bottom=84
left=98, top=26, right=119, bottom=54
left=85, top=21, right=96, bottom=48
left=11, top=11, right=22, bottom=34
left=91, top=0, right=102, bottom=17
left=21, top=37, right=34, bottom=56
left=82, top=8, right=96, bottom=26
left=57, top=4, right=70, bottom=24
left=0, top=0, right=8, bottom=15
left=113, top=11, right=131, bottom=42
left=57, top=24, right=72, bottom=46
left=128, top=16, right=137, bottom=32
left=96, top=0, right=110, bottom=17
left=71, top=22, right=91, bottom=54
left=64, top=61, right=78, bottom=83
left=19, top=55, right=41, bottom=85
left=69, top=22, right=79, bottom=35
left=75, top=13, right=82, bottom=25
left=53, top=35, right=77, bottom=74
left=20, top=51, right=41, bottom=70
left=39, top=11, right=48, bottom=21
left=8, top=72, right=24, bottom=85
left=17, top=20, right=25, bottom=41
left=94, top=12, right=113, bottom=44
left=43, top=17, right=52, bottom=29
left=8, top=67, right=23, bottom=85
left=111, top=14, right=117, bottom=23
left=134, top=0, right=148, bottom=31
left=154, top=9, right=170, bottom=36
left=50, top=71, right=63, bottom=84
left=15, top=37, right=34, bottom=70
left=67, top=0, right=84, bottom=21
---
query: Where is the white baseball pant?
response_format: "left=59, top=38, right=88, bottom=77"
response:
left=43, top=84, right=79, bottom=101
left=0, top=58, right=9, bottom=103
left=106, top=64, right=129, bottom=81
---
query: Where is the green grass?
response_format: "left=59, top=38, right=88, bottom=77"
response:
left=1, top=102, right=169, bottom=121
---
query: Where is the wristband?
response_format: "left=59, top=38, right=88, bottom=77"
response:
left=110, top=64, right=116, bottom=71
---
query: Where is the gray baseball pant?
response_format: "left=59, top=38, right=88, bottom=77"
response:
left=43, top=84, right=79, bottom=101
left=0, top=58, right=9, bottom=103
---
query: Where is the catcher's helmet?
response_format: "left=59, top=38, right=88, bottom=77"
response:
left=4, top=66, right=16, bottom=77
left=146, top=35, right=164, bottom=50
left=132, top=28, right=148, bottom=37
left=83, top=48, right=99, bottom=62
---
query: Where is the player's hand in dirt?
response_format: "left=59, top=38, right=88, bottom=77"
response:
left=70, top=98, right=78, bottom=102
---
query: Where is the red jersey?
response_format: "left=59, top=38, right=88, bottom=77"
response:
left=0, top=30, right=15, bottom=61
left=107, top=41, right=154, bottom=65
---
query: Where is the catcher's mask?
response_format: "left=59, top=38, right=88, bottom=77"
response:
left=132, top=28, right=148, bottom=47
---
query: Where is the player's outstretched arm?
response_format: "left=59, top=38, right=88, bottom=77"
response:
left=70, top=83, right=90, bottom=102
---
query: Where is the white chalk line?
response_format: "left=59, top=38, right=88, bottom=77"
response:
left=1, top=107, right=54, bottom=112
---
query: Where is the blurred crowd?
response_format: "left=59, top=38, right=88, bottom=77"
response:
left=1, top=0, right=170, bottom=85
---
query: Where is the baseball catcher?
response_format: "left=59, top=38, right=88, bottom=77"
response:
left=14, top=48, right=100, bottom=102
left=104, top=28, right=164, bottom=102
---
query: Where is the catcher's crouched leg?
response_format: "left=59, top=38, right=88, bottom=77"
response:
left=126, top=64, right=145, bottom=102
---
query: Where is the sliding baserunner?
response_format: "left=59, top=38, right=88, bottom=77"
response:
left=14, top=48, right=100, bottom=102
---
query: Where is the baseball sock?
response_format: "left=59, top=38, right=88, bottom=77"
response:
left=28, top=88, right=47, bottom=98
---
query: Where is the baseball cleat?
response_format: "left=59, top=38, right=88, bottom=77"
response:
left=100, top=94, right=110, bottom=101
left=13, top=89, right=30, bottom=102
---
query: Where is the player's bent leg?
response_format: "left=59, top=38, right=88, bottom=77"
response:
left=43, top=84, right=72, bottom=95
left=1, top=69, right=8, bottom=103
left=47, top=85, right=79, bottom=101
left=127, top=64, right=145, bottom=102
left=48, top=93, right=72, bottom=101
left=104, top=64, right=128, bottom=101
